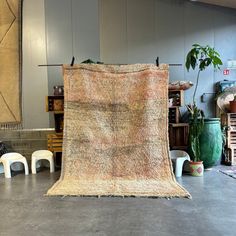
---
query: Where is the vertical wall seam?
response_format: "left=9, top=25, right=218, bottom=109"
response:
left=125, top=0, right=128, bottom=63
left=183, top=0, right=186, bottom=82
left=71, top=0, right=74, bottom=58
left=97, top=0, right=101, bottom=61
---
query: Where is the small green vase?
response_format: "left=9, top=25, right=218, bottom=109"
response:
left=199, top=118, right=222, bottom=169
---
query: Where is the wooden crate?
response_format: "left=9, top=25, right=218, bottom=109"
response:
left=225, top=147, right=236, bottom=165
left=221, top=113, right=236, bottom=131
left=169, top=123, right=189, bottom=150
left=169, top=107, right=180, bottom=123
left=47, top=133, right=63, bottom=152
left=168, top=90, right=184, bottom=107
left=227, top=131, right=236, bottom=148
left=221, top=113, right=236, bottom=165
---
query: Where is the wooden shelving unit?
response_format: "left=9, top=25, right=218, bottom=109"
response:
left=168, top=90, right=184, bottom=107
left=46, top=96, right=64, bottom=165
left=46, top=96, right=64, bottom=133
left=221, top=113, right=236, bottom=165
left=47, top=133, right=63, bottom=153
left=46, top=96, right=64, bottom=112
left=169, top=107, right=180, bottom=124
left=168, top=89, right=189, bottom=150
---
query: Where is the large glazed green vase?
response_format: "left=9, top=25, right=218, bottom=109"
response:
left=199, top=118, right=222, bottom=169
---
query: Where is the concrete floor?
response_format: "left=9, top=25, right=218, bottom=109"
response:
left=0, top=168, right=235, bottom=236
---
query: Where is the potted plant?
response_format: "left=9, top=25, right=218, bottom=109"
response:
left=185, top=44, right=223, bottom=175
left=187, top=103, right=205, bottom=176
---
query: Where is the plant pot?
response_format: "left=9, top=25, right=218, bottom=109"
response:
left=189, top=161, right=204, bottom=177
left=230, top=101, right=236, bottom=113
left=199, top=118, right=222, bottom=169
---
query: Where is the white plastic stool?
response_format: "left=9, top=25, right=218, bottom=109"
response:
left=31, top=150, right=54, bottom=174
left=170, top=150, right=190, bottom=177
left=0, top=163, right=4, bottom=174
left=0, top=152, right=29, bottom=178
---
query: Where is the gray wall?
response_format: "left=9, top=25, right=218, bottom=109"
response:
left=22, top=0, right=49, bottom=128
left=44, top=0, right=100, bottom=126
left=44, top=0, right=100, bottom=95
left=26, top=0, right=236, bottom=128
left=100, top=0, right=236, bottom=117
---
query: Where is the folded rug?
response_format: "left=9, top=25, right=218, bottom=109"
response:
left=47, top=64, right=190, bottom=198
left=0, top=0, right=22, bottom=124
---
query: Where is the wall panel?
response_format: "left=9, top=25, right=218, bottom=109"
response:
left=22, top=0, right=49, bottom=128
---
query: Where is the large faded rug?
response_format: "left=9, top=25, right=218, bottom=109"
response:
left=47, top=64, right=190, bottom=198
left=0, top=0, right=22, bottom=124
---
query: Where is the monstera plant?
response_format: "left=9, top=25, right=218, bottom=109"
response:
left=185, top=44, right=223, bottom=176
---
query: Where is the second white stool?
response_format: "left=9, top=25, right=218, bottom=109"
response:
left=31, top=150, right=55, bottom=174
left=170, top=150, right=191, bottom=177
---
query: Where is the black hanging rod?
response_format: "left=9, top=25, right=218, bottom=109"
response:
left=38, top=63, right=182, bottom=67
left=38, top=56, right=182, bottom=67
left=38, top=56, right=75, bottom=67
left=156, top=57, right=182, bottom=67
left=38, top=64, right=63, bottom=67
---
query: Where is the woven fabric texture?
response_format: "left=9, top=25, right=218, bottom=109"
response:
left=47, top=64, right=190, bottom=198
left=0, top=0, right=22, bottom=123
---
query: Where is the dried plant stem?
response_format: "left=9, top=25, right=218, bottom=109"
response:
left=193, top=69, right=201, bottom=104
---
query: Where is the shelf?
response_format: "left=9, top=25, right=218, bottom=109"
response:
left=47, top=133, right=63, bottom=153
left=54, top=113, right=64, bottom=133
left=168, top=90, right=184, bottom=107
left=54, top=111, right=64, bottom=114
left=46, top=96, right=64, bottom=112
left=169, top=107, right=180, bottom=123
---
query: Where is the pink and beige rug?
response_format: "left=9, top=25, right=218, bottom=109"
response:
left=47, top=64, right=190, bottom=198
left=0, top=0, right=22, bottom=124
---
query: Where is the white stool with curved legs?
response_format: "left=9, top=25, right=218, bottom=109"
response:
left=0, top=152, right=29, bottom=178
left=31, top=150, right=54, bottom=174
left=170, top=150, right=191, bottom=177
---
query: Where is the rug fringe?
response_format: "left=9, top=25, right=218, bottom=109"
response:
left=45, top=194, right=191, bottom=199
left=0, top=123, right=22, bottom=130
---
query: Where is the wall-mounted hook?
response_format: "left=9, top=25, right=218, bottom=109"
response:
left=70, top=56, right=75, bottom=66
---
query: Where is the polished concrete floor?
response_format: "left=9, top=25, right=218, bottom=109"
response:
left=0, top=168, right=235, bottom=236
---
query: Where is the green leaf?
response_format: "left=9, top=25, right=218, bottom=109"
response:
left=213, top=56, right=223, bottom=65
left=190, top=56, right=197, bottom=70
left=199, top=60, right=206, bottom=70
left=185, top=52, right=192, bottom=71
left=185, top=60, right=190, bottom=71
left=192, top=43, right=200, bottom=48
left=214, top=51, right=221, bottom=57
left=206, top=58, right=212, bottom=66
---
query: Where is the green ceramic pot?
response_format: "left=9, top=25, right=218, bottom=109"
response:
left=199, top=118, right=222, bottom=169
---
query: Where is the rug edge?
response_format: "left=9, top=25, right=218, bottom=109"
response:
left=46, top=179, right=192, bottom=199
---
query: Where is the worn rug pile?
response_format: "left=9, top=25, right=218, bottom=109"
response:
left=47, top=64, right=190, bottom=198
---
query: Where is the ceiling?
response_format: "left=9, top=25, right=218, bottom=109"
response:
left=193, top=0, right=236, bottom=9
